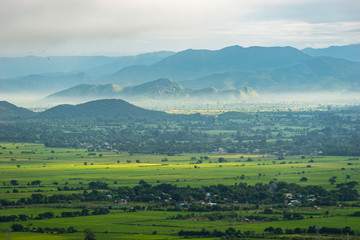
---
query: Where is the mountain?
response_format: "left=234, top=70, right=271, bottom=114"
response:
left=0, top=101, right=35, bottom=120
left=40, top=99, right=169, bottom=120
left=302, top=44, right=360, bottom=62
left=101, top=46, right=312, bottom=86
left=0, top=51, right=175, bottom=79
left=121, top=78, right=189, bottom=98
left=181, top=57, right=360, bottom=92
left=46, top=83, right=123, bottom=100
left=44, top=78, right=258, bottom=103
left=84, top=51, right=175, bottom=77
left=0, top=72, right=96, bottom=94
left=3, top=45, right=359, bottom=97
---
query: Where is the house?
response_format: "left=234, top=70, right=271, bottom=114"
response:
left=284, top=193, right=293, bottom=199
left=206, top=202, right=217, bottom=206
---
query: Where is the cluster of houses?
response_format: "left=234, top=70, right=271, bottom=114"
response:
left=284, top=193, right=317, bottom=206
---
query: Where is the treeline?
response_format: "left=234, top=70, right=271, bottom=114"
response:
left=178, top=226, right=355, bottom=238
left=10, top=223, right=77, bottom=234
left=0, top=208, right=109, bottom=223
left=0, top=181, right=358, bottom=207
left=179, top=227, right=253, bottom=238
left=264, top=225, right=355, bottom=235
left=168, top=212, right=278, bottom=222
left=0, top=108, right=359, bottom=155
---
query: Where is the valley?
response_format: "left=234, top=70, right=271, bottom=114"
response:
left=0, top=44, right=359, bottom=240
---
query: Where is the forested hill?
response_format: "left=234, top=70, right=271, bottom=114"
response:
left=0, top=99, right=169, bottom=121
left=0, top=101, right=35, bottom=120
left=40, top=99, right=169, bottom=120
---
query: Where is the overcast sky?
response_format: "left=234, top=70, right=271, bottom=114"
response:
left=1, top=0, right=360, bottom=56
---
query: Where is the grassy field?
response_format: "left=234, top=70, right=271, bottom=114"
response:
left=0, top=142, right=359, bottom=239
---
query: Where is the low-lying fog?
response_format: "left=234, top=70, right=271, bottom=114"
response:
left=2, top=92, right=360, bottom=113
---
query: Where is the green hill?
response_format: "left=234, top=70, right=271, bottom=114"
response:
left=40, top=99, right=169, bottom=120
left=0, top=101, right=35, bottom=120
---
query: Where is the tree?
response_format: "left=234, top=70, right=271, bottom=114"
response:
left=10, top=180, right=19, bottom=185
left=329, top=176, right=337, bottom=185
left=300, top=177, right=308, bottom=182
left=31, top=180, right=41, bottom=185
left=11, top=223, right=24, bottom=232
left=84, top=229, right=96, bottom=240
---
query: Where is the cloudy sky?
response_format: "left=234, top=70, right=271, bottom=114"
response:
left=1, top=0, right=359, bottom=56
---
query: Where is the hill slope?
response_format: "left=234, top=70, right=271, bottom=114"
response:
left=0, top=101, right=35, bottom=120
left=0, top=72, right=96, bottom=94
left=46, top=84, right=123, bottom=100
left=302, top=44, right=360, bottom=62
left=44, top=78, right=258, bottom=103
left=40, top=99, right=169, bottom=120
left=181, top=57, right=360, bottom=92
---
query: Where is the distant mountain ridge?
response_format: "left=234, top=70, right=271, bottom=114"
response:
left=302, top=44, right=360, bottom=62
left=44, top=78, right=258, bottom=103
left=0, top=72, right=96, bottom=94
left=1, top=44, right=359, bottom=97
left=0, top=51, right=174, bottom=78
left=181, top=56, right=360, bottom=92
left=102, top=46, right=312, bottom=86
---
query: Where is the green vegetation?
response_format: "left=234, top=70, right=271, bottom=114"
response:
left=0, top=143, right=359, bottom=239
left=1, top=100, right=360, bottom=156
left=1, top=100, right=359, bottom=239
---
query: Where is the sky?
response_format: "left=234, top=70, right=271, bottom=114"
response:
left=1, top=0, right=360, bottom=57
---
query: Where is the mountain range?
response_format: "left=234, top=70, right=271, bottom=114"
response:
left=101, top=46, right=313, bottom=86
left=302, top=44, right=360, bottom=62
left=0, top=44, right=359, bottom=99
left=0, top=51, right=174, bottom=78
left=44, top=78, right=258, bottom=103
left=181, top=57, right=360, bottom=92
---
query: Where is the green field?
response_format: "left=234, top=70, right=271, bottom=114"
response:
left=0, top=142, right=359, bottom=239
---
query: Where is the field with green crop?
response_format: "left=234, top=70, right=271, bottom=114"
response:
left=0, top=142, right=359, bottom=239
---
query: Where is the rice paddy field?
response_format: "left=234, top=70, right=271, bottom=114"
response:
left=0, top=142, right=359, bottom=239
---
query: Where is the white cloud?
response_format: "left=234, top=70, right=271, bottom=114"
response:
left=0, top=0, right=359, bottom=56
